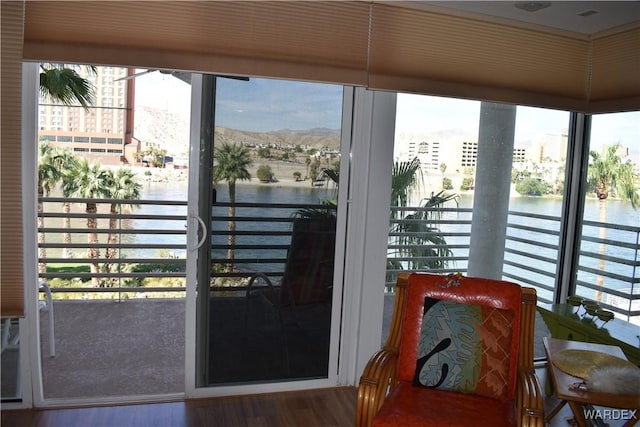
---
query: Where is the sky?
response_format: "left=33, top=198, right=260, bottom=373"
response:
left=134, top=71, right=343, bottom=132
left=396, top=93, right=640, bottom=151
left=134, top=70, right=639, bottom=156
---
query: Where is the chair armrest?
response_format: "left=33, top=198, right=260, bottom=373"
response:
left=517, top=367, right=545, bottom=427
left=356, top=348, right=398, bottom=427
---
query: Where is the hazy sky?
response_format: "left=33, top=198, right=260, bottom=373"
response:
left=134, top=71, right=343, bottom=132
left=135, top=70, right=638, bottom=155
left=396, top=93, right=639, bottom=152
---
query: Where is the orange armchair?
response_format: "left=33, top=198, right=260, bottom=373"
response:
left=356, top=272, right=544, bottom=427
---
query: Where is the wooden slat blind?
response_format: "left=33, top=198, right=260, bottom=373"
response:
left=1, top=0, right=25, bottom=318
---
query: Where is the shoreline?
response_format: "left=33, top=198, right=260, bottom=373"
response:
left=128, top=165, right=331, bottom=189
left=127, top=165, right=631, bottom=203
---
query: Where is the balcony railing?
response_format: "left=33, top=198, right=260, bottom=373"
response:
left=387, top=205, right=639, bottom=323
left=39, top=198, right=639, bottom=322
left=38, top=197, right=335, bottom=297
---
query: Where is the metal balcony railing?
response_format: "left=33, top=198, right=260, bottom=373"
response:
left=38, top=197, right=639, bottom=321
left=387, top=205, right=639, bottom=323
left=37, top=197, right=335, bottom=297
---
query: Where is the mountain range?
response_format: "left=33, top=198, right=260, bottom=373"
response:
left=134, top=106, right=340, bottom=155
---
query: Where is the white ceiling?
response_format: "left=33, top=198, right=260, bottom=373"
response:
left=392, top=1, right=640, bottom=36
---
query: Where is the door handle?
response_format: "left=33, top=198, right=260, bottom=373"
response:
left=188, top=213, right=208, bottom=252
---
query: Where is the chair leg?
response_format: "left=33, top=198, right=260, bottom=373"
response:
left=40, top=281, right=55, bottom=357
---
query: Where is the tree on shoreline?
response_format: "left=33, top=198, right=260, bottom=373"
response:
left=68, top=158, right=110, bottom=287
left=587, top=144, right=638, bottom=301
left=37, top=144, right=61, bottom=273
left=213, top=142, right=253, bottom=268
left=38, top=63, right=96, bottom=268
left=56, top=149, right=80, bottom=259
left=103, top=168, right=142, bottom=279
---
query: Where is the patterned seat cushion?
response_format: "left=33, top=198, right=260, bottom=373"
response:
left=413, top=297, right=515, bottom=400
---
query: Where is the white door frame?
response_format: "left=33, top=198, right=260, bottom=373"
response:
left=183, top=78, right=359, bottom=398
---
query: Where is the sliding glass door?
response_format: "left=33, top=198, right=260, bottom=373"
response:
left=188, top=74, right=347, bottom=388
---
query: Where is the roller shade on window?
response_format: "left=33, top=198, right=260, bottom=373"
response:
left=368, top=3, right=592, bottom=111
left=23, top=1, right=371, bottom=86
left=590, top=27, right=640, bottom=113
left=19, top=1, right=640, bottom=111
left=1, top=1, right=25, bottom=318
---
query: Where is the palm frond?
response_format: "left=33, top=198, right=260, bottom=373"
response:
left=39, top=65, right=96, bottom=109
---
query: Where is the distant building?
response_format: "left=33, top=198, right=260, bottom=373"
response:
left=396, top=136, right=533, bottom=172
left=460, top=141, right=478, bottom=168
left=38, top=65, right=137, bottom=166
left=513, top=147, right=527, bottom=163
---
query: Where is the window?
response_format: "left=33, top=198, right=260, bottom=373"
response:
left=389, top=94, right=571, bottom=298
left=574, top=111, right=640, bottom=324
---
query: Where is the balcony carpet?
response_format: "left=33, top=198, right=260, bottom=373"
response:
left=40, top=299, right=185, bottom=399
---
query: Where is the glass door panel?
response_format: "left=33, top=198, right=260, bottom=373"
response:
left=194, top=76, right=345, bottom=386
left=575, top=111, right=640, bottom=325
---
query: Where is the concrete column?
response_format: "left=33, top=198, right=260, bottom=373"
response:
left=468, top=102, right=516, bottom=279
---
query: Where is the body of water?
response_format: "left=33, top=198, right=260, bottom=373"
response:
left=47, top=180, right=638, bottom=311
left=138, top=180, right=639, bottom=276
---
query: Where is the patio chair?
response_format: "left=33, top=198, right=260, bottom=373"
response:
left=1, top=281, right=54, bottom=357
left=244, top=215, right=336, bottom=328
left=356, top=272, right=544, bottom=427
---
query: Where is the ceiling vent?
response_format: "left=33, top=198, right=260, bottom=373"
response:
left=577, top=9, right=599, bottom=17
left=514, top=2, right=552, bottom=13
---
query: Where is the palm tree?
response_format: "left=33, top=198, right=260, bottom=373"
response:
left=212, top=142, right=253, bottom=267
left=388, top=158, right=457, bottom=284
left=305, top=156, right=312, bottom=179
left=103, top=168, right=142, bottom=279
left=439, top=163, right=447, bottom=189
left=39, top=64, right=96, bottom=109
left=37, top=144, right=63, bottom=273
left=68, top=158, right=110, bottom=287
left=38, top=64, right=95, bottom=265
left=56, top=150, right=80, bottom=259
left=587, top=143, right=639, bottom=301
left=391, top=157, right=423, bottom=213
left=588, top=144, right=639, bottom=208
left=391, top=191, right=458, bottom=271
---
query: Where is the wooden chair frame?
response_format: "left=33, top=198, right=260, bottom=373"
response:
left=356, top=272, right=545, bottom=427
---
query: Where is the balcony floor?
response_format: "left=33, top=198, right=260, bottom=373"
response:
left=40, top=298, right=185, bottom=399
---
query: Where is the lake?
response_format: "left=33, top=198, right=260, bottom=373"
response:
left=45, top=179, right=638, bottom=306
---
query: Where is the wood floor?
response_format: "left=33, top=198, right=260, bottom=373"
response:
left=1, top=387, right=357, bottom=427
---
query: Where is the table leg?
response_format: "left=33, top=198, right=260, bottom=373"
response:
left=545, top=400, right=567, bottom=423
left=567, top=401, right=589, bottom=427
